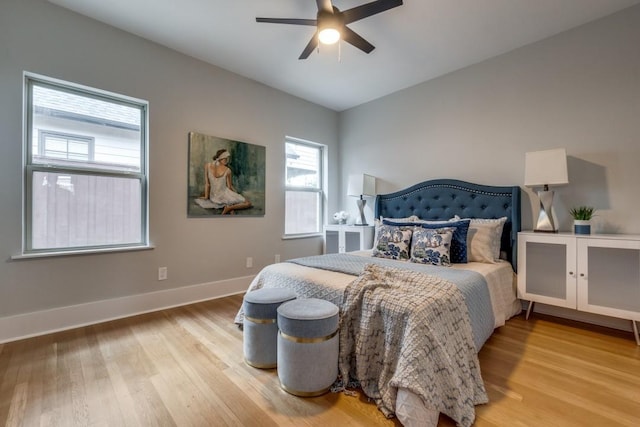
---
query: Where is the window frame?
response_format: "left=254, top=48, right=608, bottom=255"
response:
left=21, top=72, right=150, bottom=257
left=284, top=137, right=326, bottom=238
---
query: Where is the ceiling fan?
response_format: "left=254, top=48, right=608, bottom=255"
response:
left=256, top=0, right=403, bottom=60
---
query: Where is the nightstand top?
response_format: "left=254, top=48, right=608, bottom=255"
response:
left=519, top=231, right=640, bottom=240
left=324, top=224, right=374, bottom=229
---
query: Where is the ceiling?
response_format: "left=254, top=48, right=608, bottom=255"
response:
left=48, top=0, right=640, bottom=112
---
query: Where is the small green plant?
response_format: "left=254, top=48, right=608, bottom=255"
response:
left=569, top=206, right=595, bottom=220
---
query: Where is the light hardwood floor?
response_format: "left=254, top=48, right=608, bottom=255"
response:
left=1, top=294, right=639, bottom=426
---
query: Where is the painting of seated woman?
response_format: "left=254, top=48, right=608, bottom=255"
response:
left=188, top=132, right=265, bottom=217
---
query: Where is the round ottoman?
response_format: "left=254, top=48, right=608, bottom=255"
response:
left=243, top=288, right=297, bottom=369
left=277, top=298, right=339, bottom=397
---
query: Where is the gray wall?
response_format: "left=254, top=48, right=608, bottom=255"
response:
left=2, top=0, right=639, bottom=333
left=0, top=0, right=338, bottom=319
left=339, top=5, right=640, bottom=234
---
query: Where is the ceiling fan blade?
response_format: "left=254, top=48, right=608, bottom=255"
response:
left=316, top=0, right=333, bottom=13
left=342, top=0, right=403, bottom=24
left=256, top=17, right=317, bottom=26
left=342, top=27, right=375, bottom=54
left=299, top=32, right=319, bottom=60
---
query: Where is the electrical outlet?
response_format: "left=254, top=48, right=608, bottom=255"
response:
left=158, top=267, right=167, bottom=281
left=275, top=254, right=281, bottom=263
left=246, top=257, right=253, bottom=268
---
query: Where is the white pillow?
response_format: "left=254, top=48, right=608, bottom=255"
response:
left=379, top=215, right=421, bottom=223
left=455, top=216, right=507, bottom=263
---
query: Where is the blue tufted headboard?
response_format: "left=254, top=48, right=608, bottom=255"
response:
left=374, top=179, right=521, bottom=271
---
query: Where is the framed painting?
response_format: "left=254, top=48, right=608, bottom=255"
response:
left=187, top=132, right=265, bottom=217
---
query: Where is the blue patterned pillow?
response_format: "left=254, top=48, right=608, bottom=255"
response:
left=372, top=224, right=412, bottom=260
left=416, top=219, right=470, bottom=263
left=410, top=227, right=454, bottom=266
left=384, top=218, right=470, bottom=263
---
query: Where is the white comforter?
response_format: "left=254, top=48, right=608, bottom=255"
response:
left=235, top=251, right=520, bottom=330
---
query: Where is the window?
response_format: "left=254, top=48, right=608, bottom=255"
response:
left=284, top=138, right=325, bottom=235
left=38, top=131, right=94, bottom=162
left=23, top=73, right=148, bottom=254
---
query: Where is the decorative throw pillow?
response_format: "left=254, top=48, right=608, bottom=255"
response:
left=384, top=218, right=470, bottom=263
left=372, top=224, right=413, bottom=260
left=374, top=216, right=418, bottom=245
left=452, top=216, right=507, bottom=263
left=410, top=227, right=454, bottom=266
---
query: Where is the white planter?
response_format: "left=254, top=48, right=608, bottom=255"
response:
left=574, top=220, right=591, bottom=235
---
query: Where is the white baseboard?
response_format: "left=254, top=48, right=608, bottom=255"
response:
left=524, top=301, right=634, bottom=332
left=0, top=275, right=254, bottom=344
left=5, top=281, right=633, bottom=344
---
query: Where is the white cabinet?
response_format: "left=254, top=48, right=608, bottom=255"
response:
left=324, top=225, right=374, bottom=254
left=518, top=231, right=640, bottom=345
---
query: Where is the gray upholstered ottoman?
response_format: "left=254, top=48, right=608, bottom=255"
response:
left=243, top=288, right=297, bottom=369
left=277, top=298, right=339, bottom=397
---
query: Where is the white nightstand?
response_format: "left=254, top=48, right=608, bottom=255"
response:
left=517, top=231, right=640, bottom=345
left=323, top=224, right=375, bottom=254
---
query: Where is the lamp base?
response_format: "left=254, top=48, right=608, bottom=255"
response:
left=356, top=198, right=368, bottom=226
left=534, top=189, right=558, bottom=232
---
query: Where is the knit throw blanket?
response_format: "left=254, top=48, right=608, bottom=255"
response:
left=339, top=264, right=488, bottom=427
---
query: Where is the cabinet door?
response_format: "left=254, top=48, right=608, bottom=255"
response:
left=324, top=229, right=340, bottom=254
left=518, top=234, right=577, bottom=308
left=344, top=230, right=361, bottom=252
left=577, top=238, right=640, bottom=321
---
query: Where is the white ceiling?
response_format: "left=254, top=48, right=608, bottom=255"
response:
left=48, top=0, right=640, bottom=111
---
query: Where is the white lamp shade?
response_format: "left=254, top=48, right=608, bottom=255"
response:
left=524, top=148, right=569, bottom=187
left=347, top=174, right=376, bottom=197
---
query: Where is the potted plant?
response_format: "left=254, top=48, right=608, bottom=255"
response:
left=569, top=206, right=595, bottom=235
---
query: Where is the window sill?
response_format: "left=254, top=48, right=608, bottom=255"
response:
left=11, top=244, right=155, bottom=260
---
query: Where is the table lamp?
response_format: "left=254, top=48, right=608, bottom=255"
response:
left=347, top=174, right=376, bottom=226
left=524, top=148, right=569, bottom=232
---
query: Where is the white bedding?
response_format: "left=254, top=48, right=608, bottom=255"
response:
left=235, top=250, right=521, bottom=330
left=235, top=251, right=521, bottom=426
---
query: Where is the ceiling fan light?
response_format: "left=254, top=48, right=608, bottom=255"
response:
left=318, top=27, right=340, bottom=44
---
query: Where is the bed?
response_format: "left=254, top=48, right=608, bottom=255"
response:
left=235, top=179, right=522, bottom=427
